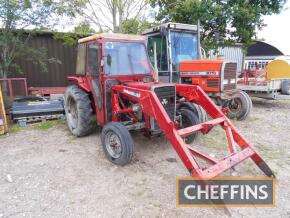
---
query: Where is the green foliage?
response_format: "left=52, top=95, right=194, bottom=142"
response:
left=121, top=19, right=156, bottom=34
left=150, top=0, right=286, bottom=50
left=33, top=119, right=65, bottom=131
left=121, top=19, right=140, bottom=34
left=0, top=0, right=61, bottom=78
left=54, top=22, right=96, bottom=46
left=74, top=22, right=96, bottom=35
left=54, top=32, right=80, bottom=47
left=9, top=124, right=23, bottom=133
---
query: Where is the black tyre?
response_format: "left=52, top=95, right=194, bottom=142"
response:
left=225, top=91, right=251, bottom=121
left=240, top=91, right=252, bottom=120
left=193, top=103, right=208, bottom=123
left=101, top=122, right=134, bottom=166
left=64, top=85, right=93, bottom=137
left=281, top=80, right=290, bottom=95
left=178, top=108, right=200, bottom=144
left=177, top=102, right=207, bottom=123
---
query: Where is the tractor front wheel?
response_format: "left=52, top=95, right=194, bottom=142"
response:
left=224, top=91, right=251, bottom=121
left=178, top=108, right=200, bottom=144
left=101, top=122, right=134, bottom=166
left=64, top=85, right=93, bottom=137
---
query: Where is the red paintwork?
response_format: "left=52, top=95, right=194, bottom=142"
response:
left=67, top=36, right=274, bottom=179
left=123, top=81, right=156, bottom=90
left=238, top=70, right=267, bottom=86
left=29, top=87, right=66, bottom=95
left=111, top=83, right=274, bottom=178
left=68, top=76, right=91, bottom=92
left=180, top=59, right=223, bottom=71
left=180, top=59, right=223, bottom=92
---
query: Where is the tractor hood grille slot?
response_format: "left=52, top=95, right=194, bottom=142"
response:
left=151, top=85, right=176, bottom=131
left=223, top=63, right=237, bottom=91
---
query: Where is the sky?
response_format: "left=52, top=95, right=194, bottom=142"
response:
left=54, top=0, right=290, bottom=55
left=257, top=0, right=290, bottom=55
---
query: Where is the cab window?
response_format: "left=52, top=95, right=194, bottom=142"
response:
left=76, top=43, right=86, bottom=75
left=87, top=43, right=99, bottom=75
left=147, top=35, right=168, bottom=71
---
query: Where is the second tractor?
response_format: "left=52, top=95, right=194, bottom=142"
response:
left=143, top=22, right=252, bottom=121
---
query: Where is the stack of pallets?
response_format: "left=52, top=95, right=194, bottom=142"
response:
left=0, top=85, right=8, bottom=135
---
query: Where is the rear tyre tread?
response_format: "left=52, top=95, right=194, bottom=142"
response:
left=64, top=85, right=93, bottom=137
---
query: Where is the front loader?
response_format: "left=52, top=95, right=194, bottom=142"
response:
left=64, top=33, right=274, bottom=179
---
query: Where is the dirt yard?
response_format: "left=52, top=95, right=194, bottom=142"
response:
left=0, top=98, right=289, bottom=218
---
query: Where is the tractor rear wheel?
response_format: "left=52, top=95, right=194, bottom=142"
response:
left=101, top=122, right=134, bottom=166
left=224, top=91, right=251, bottom=121
left=178, top=108, right=200, bottom=144
left=281, top=80, right=290, bottom=95
left=64, top=85, right=93, bottom=137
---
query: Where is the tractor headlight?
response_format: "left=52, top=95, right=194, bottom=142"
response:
left=132, top=104, right=142, bottom=121
left=132, top=104, right=140, bottom=112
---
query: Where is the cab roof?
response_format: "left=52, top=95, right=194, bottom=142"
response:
left=142, top=22, right=199, bottom=35
left=78, top=33, right=145, bottom=43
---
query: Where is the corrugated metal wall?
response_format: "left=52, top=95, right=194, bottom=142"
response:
left=11, top=33, right=77, bottom=87
left=208, top=45, right=244, bottom=73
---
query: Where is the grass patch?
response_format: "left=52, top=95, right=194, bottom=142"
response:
left=33, top=119, right=65, bottom=131
left=9, top=124, right=24, bottom=133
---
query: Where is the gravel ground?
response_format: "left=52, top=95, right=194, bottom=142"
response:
left=0, top=98, right=289, bottom=218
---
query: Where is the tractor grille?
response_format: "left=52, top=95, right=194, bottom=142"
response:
left=223, top=63, right=237, bottom=91
left=207, top=79, right=219, bottom=88
left=151, top=85, right=176, bottom=131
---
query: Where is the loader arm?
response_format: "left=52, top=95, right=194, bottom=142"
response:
left=111, top=84, right=274, bottom=178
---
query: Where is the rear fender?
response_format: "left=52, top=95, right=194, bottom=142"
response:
left=67, top=76, right=96, bottom=112
left=67, top=76, right=91, bottom=93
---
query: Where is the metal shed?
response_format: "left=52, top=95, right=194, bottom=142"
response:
left=208, top=44, right=244, bottom=74
left=10, top=31, right=78, bottom=88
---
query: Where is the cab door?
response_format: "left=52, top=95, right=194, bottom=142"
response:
left=86, top=41, right=105, bottom=125
left=147, top=34, right=170, bottom=82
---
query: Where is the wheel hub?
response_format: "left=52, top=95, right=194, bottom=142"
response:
left=67, top=97, right=78, bottom=129
left=105, top=131, right=122, bottom=159
left=229, top=99, right=242, bottom=114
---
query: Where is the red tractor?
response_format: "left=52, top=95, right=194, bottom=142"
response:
left=143, top=23, right=252, bottom=121
left=64, top=33, right=274, bottom=178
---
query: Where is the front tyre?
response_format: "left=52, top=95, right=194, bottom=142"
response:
left=64, top=85, right=93, bottom=137
left=224, top=91, right=251, bottom=121
left=178, top=108, right=200, bottom=144
left=101, top=122, right=134, bottom=166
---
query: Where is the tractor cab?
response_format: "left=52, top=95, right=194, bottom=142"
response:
left=143, top=23, right=201, bottom=83
left=68, top=33, right=155, bottom=126
left=75, top=33, right=154, bottom=80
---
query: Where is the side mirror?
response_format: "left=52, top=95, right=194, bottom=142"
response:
left=107, top=54, right=112, bottom=66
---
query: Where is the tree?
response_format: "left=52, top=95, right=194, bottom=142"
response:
left=54, top=22, right=96, bottom=46
left=121, top=18, right=155, bottom=34
left=74, top=22, right=96, bottom=35
left=0, top=0, right=60, bottom=79
left=150, top=0, right=286, bottom=50
left=62, top=0, right=149, bottom=33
